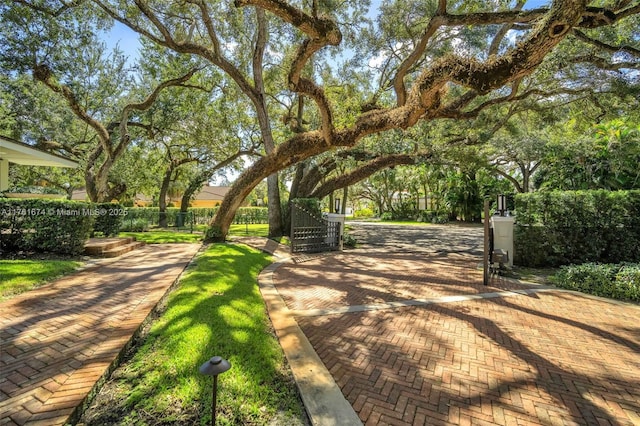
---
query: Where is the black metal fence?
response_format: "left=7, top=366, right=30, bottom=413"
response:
left=121, top=210, right=195, bottom=232
left=120, top=207, right=270, bottom=233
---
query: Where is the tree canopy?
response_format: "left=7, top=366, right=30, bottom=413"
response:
left=1, top=1, right=638, bottom=238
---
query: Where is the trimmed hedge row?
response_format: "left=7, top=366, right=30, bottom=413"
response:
left=551, top=263, right=640, bottom=302
left=1, top=199, right=95, bottom=255
left=123, top=207, right=269, bottom=227
left=514, top=190, right=640, bottom=266
left=92, top=202, right=125, bottom=237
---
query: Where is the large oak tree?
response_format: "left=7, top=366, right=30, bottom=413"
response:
left=3, top=1, right=639, bottom=238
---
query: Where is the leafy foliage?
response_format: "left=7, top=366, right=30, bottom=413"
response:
left=91, top=202, right=124, bottom=237
left=534, top=119, right=640, bottom=191
left=119, top=218, right=149, bottom=232
left=291, top=198, right=322, bottom=218
left=2, top=1, right=639, bottom=238
left=0, top=199, right=94, bottom=254
left=418, top=210, right=449, bottom=224
left=551, top=263, right=640, bottom=302
left=123, top=207, right=269, bottom=229
left=353, top=208, right=375, bottom=218
left=514, top=190, right=640, bottom=266
left=343, top=232, right=357, bottom=248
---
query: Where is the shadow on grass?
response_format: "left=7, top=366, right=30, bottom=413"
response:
left=0, top=260, right=81, bottom=299
left=81, top=244, right=308, bottom=426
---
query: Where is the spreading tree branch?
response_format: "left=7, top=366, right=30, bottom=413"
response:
left=573, top=29, right=640, bottom=57
left=310, top=153, right=432, bottom=199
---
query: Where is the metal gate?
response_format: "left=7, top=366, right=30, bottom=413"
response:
left=291, top=203, right=341, bottom=253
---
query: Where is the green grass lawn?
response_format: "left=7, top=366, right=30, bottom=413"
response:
left=81, top=243, right=306, bottom=425
left=120, top=230, right=204, bottom=244
left=121, top=224, right=270, bottom=243
left=0, top=260, right=82, bottom=301
left=228, top=223, right=269, bottom=237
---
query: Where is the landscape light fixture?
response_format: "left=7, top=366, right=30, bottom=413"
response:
left=497, top=194, right=507, bottom=217
left=199, top=356, right=231, bottom=426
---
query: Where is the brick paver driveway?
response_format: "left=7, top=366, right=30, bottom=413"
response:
left=0, top=244, right=200, bottom=426
left=273, top=224, right=640, bottom=425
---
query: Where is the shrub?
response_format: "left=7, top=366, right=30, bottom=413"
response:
left=190, top=208, right=217, bottom=224
left=390, top=199, right=418, bottom=221
left=380, top=212, right=393, bottom=221
left=551, top=262, right=640, bottom=302
left=419, top=210, right=448, bottom=224
left=7, top=185, right=66, bottom=195
left=204, top=225, right=223, bottom=242
left=124, top=207, right=269, bottom=227
left=233, top=207, right=269, bottom=224
left=343, top=233, right=357, bottom=248
left=0, top=198, right=94, bottom=255
left=120, top=218, right=149, bottom=232
left=432, top=214, right=449, bottom=224
left=353, top=208, right=374, bottom=218
left=615, top=266, right=640, bottom=301
left=92, top=203, right=124, bottom=237
left=514, top=190, right=640, bottom=267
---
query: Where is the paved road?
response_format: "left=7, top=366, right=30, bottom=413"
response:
left=347, top=222, right=484, bottom=255
left=269, top=223, right=640, bottom=426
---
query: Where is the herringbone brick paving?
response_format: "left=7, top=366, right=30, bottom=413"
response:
left=273, top=252, right=533, bottom=311
left=0, top=244, right=200, bottom=426
left=275, top=250, right=640, bottom=426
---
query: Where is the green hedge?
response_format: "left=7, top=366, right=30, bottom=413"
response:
left=92, top=203, right=125, bottom=237
left=514, top=190, right=640, bottom=267
left=122, top=207, right=269, bottom=228
left=232, top=207, right=269, bottom=224
left=551, top=263, right=640, bottom=302
left=120, top=218, right=149, bottom=232
left=0, top=198, right=94, bottom=255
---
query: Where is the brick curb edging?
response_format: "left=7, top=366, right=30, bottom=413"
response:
left=257, top=260, right=363, bottom=426
left=233, top=237, right=362, bottom=425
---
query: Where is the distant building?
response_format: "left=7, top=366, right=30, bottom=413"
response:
left=70, top=189, right=89, bottom=201
left=188, top=185, right=231, bottom=208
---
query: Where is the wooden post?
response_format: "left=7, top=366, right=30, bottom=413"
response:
left=483, top=199, right=490, bottom=286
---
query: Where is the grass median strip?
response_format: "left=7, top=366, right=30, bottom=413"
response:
left=80, top=243, right=307, bottom=426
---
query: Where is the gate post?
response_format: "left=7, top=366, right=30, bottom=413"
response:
left=483, top=199, right=490, bottom=286
left=326, top=213, right=345, bottom=251
left=491, top=215, right=515, bottom=268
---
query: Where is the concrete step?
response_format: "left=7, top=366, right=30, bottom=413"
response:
left=84, top=237, right=144, bottom=257
left=100, top=241, right=146, bottom=258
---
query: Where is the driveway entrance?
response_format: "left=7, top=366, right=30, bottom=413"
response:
left=271, top=223, right=640, bottom=425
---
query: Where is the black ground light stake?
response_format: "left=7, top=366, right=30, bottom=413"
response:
left=199, top=356, right=231, bottom=426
